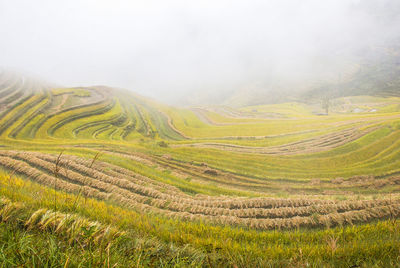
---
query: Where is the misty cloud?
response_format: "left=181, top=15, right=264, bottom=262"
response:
left=1, top=0, right=399, bottom=104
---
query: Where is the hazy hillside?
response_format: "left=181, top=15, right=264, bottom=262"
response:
left=302, top=42, right=400, bottom=101
left=1, top=0, right=400, bottom=266
left=0, top=70, right=185, bottom=141
left=184, top=42, right=400, bottom=108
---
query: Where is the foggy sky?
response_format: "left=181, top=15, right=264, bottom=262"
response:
left=1, top=0, right=399, bottom=104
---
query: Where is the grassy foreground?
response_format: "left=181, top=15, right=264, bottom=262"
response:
left=0, top=170, right=399, bottom=267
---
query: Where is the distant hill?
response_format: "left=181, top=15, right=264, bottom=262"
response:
left=302, top=43, right=400, bottom=102
left=174, top=39, right=400, bottom=108
left=0, top=71, right=185, bottom=141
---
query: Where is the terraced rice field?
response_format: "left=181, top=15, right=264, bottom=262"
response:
left=1, top=71, right=400, bottom=266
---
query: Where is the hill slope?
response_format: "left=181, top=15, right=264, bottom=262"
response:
left=180, top=43, right=400, bottom=108
left=1, top=71, right=400, bottom=266
left=0, top=71, right=185, bottom=141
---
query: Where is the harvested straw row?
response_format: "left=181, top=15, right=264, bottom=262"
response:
left=27, top=151, right=333, bottom=209
left=0, top=156, right=109, bottom=200
left=34, top=152, right=183, bottom=197
left=6, top=153, right=157, bottom=205
left=102, top=148, right=284, bottom=197
left=1, top=155, right=400, bottom=230
left=6, top=152, right=238, bottom=212
left=0, top=152, right=221, bottom=217
left=6, top=150, right=396, bottom=220
left=164, top=203, right=400, bottom=230
left=0, top=150, right=339, bottom=210
left=10, top=151, right=340, bottom=212
left=0, top=196, right=123, bottom=247
left=0, top=153, right=327, bottom=223
left=5, top=152, right=201, bottom=210
left=0, top=197, right=24, bottom=222
left=151, top=196, right=400, bottom=219
left=184, top=124, right=380, bottom=156
left=0, top=155, right=159, bottom=213
left=26, top=208, right=123, bottom=246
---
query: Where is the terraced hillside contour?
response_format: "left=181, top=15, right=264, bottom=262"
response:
left=1, top=71, right=400, bottom=266
left=0, top=72, right=184, bottom=141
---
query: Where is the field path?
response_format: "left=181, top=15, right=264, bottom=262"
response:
left=174, top=124, right=380, bottom=155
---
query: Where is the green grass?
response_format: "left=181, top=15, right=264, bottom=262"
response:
left=241, top=102, right=313, bottom=117
left=1, top=74, right=400, bottom=266
left=35, top=99, right=115, bottom=139
left=5, top=93, right=49, bottom=139
left=1, top=170, right=400, bottom=267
